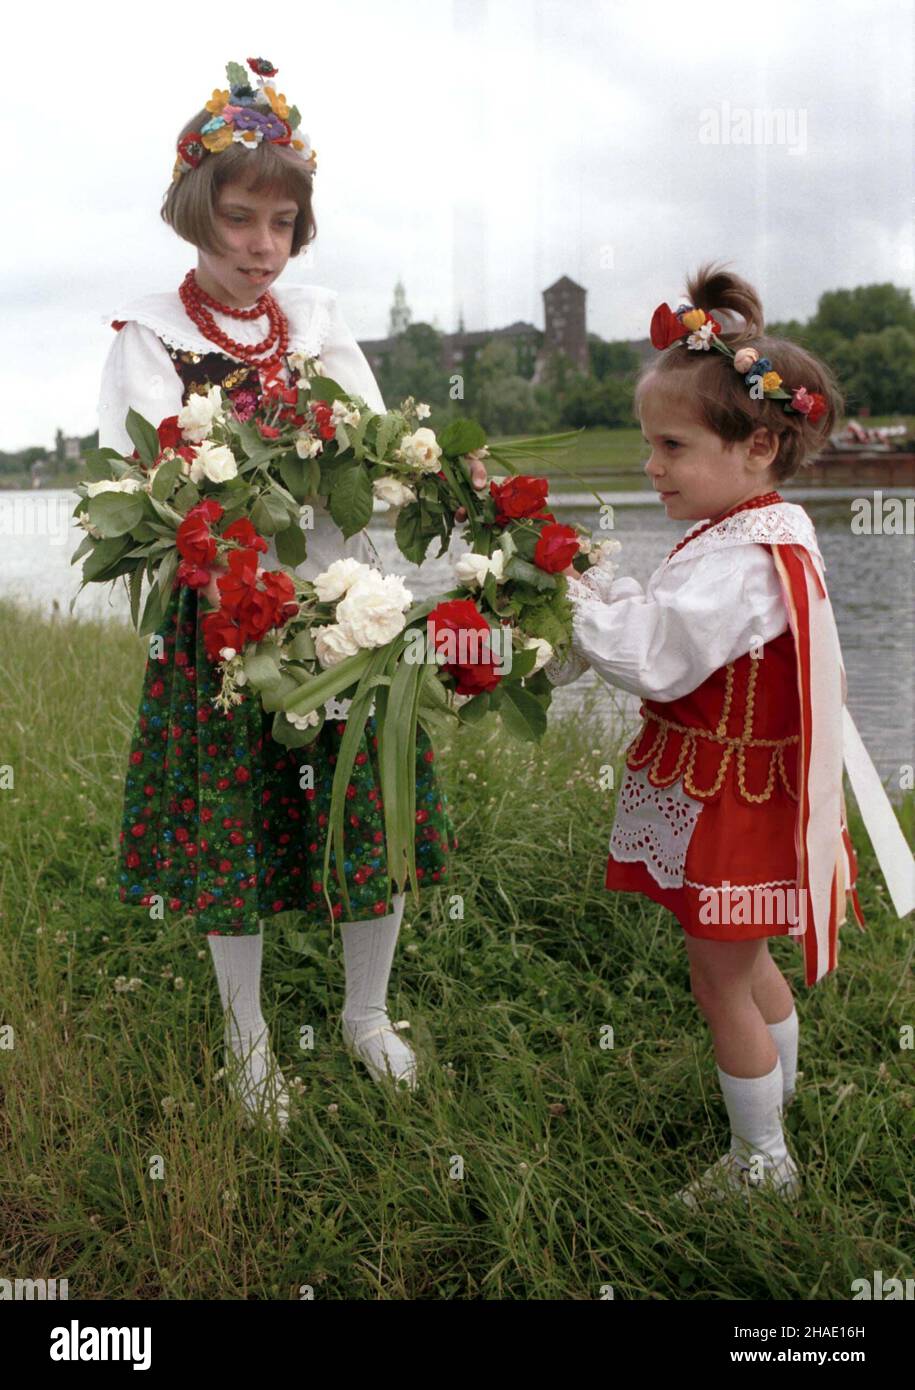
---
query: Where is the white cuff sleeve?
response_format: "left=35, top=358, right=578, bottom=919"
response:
left=96, top=322, right=185, bottom=454
left=569, top=544, right=788, bottom=702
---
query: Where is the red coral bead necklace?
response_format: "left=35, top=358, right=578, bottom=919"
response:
left=178, top=268, right=290, bottom=385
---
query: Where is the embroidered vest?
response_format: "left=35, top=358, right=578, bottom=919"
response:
left=161, top=341, right=268, bottom=412
left=624, top=621, right=801, bottom=807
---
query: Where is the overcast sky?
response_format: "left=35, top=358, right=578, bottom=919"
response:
left=6, top=0, right=912, bottom=451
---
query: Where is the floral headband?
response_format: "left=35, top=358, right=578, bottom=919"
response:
left=171, top=57, right=317, bottom=185
left=649, top=301, right=827, bottom=424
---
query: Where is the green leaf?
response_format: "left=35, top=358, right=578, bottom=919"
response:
left=504, top=555, right=557, bottom=592
left=306, top=375, right=347, bottom=404
left=129, top=563, right=144, bottom=630
left=374, top=412, right=401, bottom=463
left=70, top=533, right=94, bottom=566
left=155, top=548, right=179, bottom=596
left=271, top=711, right=323, bottom=748
left=278, top=455, right=311, bottom=503
left=125, top=408, right=161, bottom=468
left=261, top=671, right=307, bottom=713
left=274, top=521, right=308, bottom=567
left=84, top=448, right=126, bottom=482
left=499, top=682, right=548, bottom=742
left=226, top=60, right=248, bottom=88
left=457, top=692, right=490, bottom=723
left=287, top=104, right=301, bottom=130
left=81, top=537, right=131, bottom=582
left=138, top=576, right=168, bottom=638
left=439, top=417, right=487, bottom=458
left=503, top=644, right=538, bottom=682
left=151, top=455, right=182, bottom=500
left=86, top=491, right=145, bottom=538
left=328, top=465, right=374, bottom=539
left=243, top=650, right=283, bottom=691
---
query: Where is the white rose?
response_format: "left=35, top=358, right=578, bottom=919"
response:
left=294, top=429, right=323, bottom=459
left=453, top=549, right=505, bottom=588
left=314, top=623, right=361, bottom=668
left=415, top=402, right=431, bottom=420
left=189, top=441, right=238, bottom=485
left=76, top=513, right=103, bottom=539
left=398, top=427, right=442, bottom=474
left=313, top=557, right=368, bottom=603
left=373, top=475, right=417, bottom=508
left=523, top=637, right=554, bottom=673
left=177, top=384, right=225, bottom=443
left=85, top=478, right=144, bottom=497
left=335, top=578, right=412, bottom=648
left=219, top=647, right=237, bottom=662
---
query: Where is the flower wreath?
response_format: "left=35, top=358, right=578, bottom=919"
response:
left=649, top=301, right=827, bottom=424
left=172, top=57, right=316, bottom=184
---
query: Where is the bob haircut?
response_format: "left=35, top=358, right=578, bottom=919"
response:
left=635, top=262, right=844, bottom=484
left=160, top=107, right=317, bottom=258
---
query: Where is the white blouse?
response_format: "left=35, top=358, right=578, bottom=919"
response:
left=553, top=500, right=826, bottom=703
left=567, top=541, right=790, bottom=703
left=95, top=283, right=387, bottom=583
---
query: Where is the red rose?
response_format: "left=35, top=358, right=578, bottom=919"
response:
left=156, top=416, right=182, bottom=450
left=222, top=518, right=268, bottom=554
left=176, top=558, right=212, bottom=589
left=427, top=598, right=503, bottom=696
left=201, top=610, right=244, bottom=663
left=489, top=475, right=551, bottom=526
left=534, top=522, right=580, bottom=573
left=177, top=498, right=223, bottom=569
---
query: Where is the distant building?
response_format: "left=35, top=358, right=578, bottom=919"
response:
left=360, top=276, right=658, bottom=382
left=63, top=436, right=82, bottom=463
left=360, top=275, right=592, bottom=381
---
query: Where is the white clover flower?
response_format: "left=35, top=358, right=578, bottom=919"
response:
left=189, top=441, right=238, bottom=485
left=288, top=708, right=321, bottom=731
left=372, top=476, right=417, bottom=508
left=177, top=384, right=226, bottom=443
left=453, top=549, right=505, bottom=588
left=397, top=427, right=442, bottom=474
left=331, top=399, right=362, bottom=429
left=314, top=622, right=361, bottom=668
left=313, top=557, right=369, bottom=603
left=294, top=429, right=323, bottom=459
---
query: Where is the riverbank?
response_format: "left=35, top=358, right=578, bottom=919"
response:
left=0, top=599, right=912, bottom=1299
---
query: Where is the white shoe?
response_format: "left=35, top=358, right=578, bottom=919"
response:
left=342, top=1017, right=418, bottom=1091
left=675, top=1151, right=801, bottom=1209
left=224, top=1041, right=290, bottom=1133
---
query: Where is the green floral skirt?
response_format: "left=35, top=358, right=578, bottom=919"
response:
left=116, top=584, right=458, bottom=934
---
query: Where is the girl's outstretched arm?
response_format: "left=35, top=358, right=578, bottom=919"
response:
left=568, top=544, right=789, bottom=702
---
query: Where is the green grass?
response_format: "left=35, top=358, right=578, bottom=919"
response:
left=0, top=599, right=912, bottom=1300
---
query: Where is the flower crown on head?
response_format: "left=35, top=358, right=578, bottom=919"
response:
left=171, top=57, right=317, bottom=185
left=649, top=300, right=827, bottom=424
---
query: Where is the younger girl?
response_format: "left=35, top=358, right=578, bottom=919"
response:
left=97, top=57, right=483, bottom=1128
left=548, top=263, right=868, bottom=1205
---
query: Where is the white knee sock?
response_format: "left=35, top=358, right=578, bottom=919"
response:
left=340, top=892, right=415, bottom=1084
left=208, top=924, right=285, bottom=1113
left=716, top=1059, right=788, bottom=1170
left=767, top=1007, right=798, bottom=1102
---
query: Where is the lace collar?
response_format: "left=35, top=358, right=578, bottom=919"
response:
left=106, top=283, right=337, bottom=361
left=667, top=501, right=824, bottom=570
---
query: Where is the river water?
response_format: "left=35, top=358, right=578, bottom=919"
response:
left=2, top=487, right=913, bottom=793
